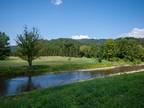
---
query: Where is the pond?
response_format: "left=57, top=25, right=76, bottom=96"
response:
left=0, top=65, right=144, bottom=96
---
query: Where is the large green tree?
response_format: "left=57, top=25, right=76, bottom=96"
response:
left=16, top=27, right=40, bottom=67
left=99, top=39, right=116, bottom=61
left=115, top=38, right=144, bottom=62
left=0, top=32, right=10, bottom=60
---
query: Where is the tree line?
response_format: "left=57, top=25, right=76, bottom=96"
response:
left=37, top=37, right=144, bottom=62
left=1, top=27, right=144, bottom=66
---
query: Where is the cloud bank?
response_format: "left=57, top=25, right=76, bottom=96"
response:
left=121, top=28, right=144, bottom=38
left=72, top=35, right=90, bottom=39
left=51, top=0, right=63, bottom=6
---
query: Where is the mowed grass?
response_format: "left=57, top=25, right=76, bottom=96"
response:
left=0, top=56, right=130, bottom=76
left=0, top=72, right=144, bottom=108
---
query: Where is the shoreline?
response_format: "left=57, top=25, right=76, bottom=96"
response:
left=0, top=63, right=144, bottom=78
left=76, top=63, right=144, bottom=72
left=78, top=67, right=144, bottom=83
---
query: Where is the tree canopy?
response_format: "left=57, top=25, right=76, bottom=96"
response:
left=0, top=32, right=10, bottom=60
left=16, top=27, right=40, bottom=67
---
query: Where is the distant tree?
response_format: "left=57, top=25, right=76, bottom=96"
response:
left=115, top=38, right=144, bottom=62
left=10, top=46, right=17, bottom=56
left=138, top=45, right=144, bottom=62
left=88, top=42, right=98, bottom=58
left=64, top=42, right=73, bottom=57
left=97, top=45, right=103, bottom=62
left=79, top=45, right=91, bottom=58
left=16, top=27, right=40, bottom=67
left=99, top=39, right=116, bottom=61
left=0, top=32, right=10, bottom=60
left=38, top=39, right=49, bottom=56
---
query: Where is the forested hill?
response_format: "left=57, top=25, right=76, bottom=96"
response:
left=78, top=39, right=106, bottom=45
left=11, top=38, right=106, bottom=47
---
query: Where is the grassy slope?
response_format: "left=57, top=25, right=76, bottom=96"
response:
left=0, top=56, right=130, bottom=76
left=0, top=72, right=144, bottom=108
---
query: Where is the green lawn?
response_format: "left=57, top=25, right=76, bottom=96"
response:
left=0, top=56, right=131, bottom=76
left=0, top=72, right=144, bottom=108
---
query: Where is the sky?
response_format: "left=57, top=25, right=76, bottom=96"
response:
left=0, top=0, right=144, bottom=45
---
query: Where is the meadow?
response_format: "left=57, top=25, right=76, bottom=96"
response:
left=0, top=71, right=144, bottom=108
left=0, top=56, right=131, bottom=77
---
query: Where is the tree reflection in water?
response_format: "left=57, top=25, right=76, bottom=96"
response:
left=16, top=75, right=40, bottom=92
left=0, top=79, right=8, bottom=96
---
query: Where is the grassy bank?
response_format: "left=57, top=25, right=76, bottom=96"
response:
left=0, top=72, right=144, bottom=108
left=0, top=56, right=134, bottom=77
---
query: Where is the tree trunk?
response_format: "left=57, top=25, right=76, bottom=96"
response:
left=28, top=58, right=32, bottom=67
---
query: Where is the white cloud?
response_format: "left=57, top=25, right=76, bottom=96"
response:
left=72, top=35, right=90, bottom=39
left=120, top=28, right=144, bottom=38
left=51, top=0, right=63, bottom=6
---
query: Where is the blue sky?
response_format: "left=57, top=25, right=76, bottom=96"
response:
left=0, top=0, right=144, bottom=45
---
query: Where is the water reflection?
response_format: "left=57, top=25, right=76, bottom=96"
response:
left=16, top=75, right=40, bottom=92
left=0, top=65, right=144, bottom=96
left=0, top=79, right=8, bottom=95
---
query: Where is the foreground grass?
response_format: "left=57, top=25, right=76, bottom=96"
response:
left=0, top=56, right=133, bottom=76
left=0, top=72, right=144, bottom=108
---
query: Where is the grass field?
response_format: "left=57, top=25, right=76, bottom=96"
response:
left=0, top=71, right=144, bottom=108
left=0, top=56, right=131, bottom=76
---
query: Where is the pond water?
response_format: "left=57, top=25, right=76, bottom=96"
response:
left=0, top=65, right=144, bottom=96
